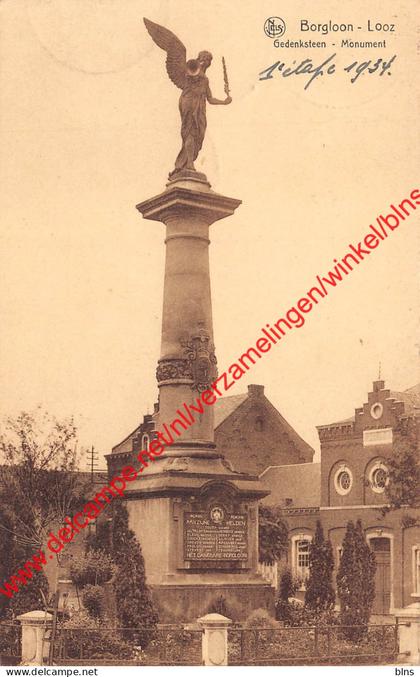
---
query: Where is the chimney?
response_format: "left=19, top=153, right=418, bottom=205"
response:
left=248, top=384, right=264, bottom=398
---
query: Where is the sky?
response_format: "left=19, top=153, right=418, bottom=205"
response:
left=1, top=0, right=419, bottom=468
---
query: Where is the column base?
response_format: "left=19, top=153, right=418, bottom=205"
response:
left=166, top=169, right=211, bottom=189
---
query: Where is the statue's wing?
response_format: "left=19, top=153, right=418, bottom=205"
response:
left=144, top=18, right=187, bottom=90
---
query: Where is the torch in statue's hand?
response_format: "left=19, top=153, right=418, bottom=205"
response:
left=222, top=57, right=232, bottom=104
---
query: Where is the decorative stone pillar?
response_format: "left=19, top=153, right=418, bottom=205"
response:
left=197, top=612, right=232, bottom=666
left=396, top=599, right=420, bottom=665
left=17, top=610, right=52, bottom=666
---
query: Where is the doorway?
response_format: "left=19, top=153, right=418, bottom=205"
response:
left=370, top=537, right=391, bottom=614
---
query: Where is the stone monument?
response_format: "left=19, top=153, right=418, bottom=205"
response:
left=107, top=18, right=273, bottom=621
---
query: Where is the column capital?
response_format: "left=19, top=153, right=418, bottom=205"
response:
left=136, top=181, right=241, bottom=226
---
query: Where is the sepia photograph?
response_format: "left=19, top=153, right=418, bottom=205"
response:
left=0, top=0, right=419, bottom=672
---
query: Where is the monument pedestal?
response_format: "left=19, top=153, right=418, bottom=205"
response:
left=110, top=173, right=274, bottom=622
left=124, top=455, right=274, bottom=621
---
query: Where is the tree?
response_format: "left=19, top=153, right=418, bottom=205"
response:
left=383, top=417, right=420, bottom=527
left=0, top=408, right=86, bottom=551
left=112, top=501, right=158, bottom=647
left=336, top=520, right=376, bottom=640
left=9, top=568, right=49, bottom=618
left=305, top=520, right=335, bottom=612
left=0, top=508, right=15, bottom=618
left=258, top=505, right=288, bottom=565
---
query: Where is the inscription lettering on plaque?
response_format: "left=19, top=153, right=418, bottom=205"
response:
left=184, top=509, right=248, bottom=560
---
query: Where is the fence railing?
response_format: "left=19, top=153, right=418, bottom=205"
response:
left=51, top=625, right=203, bottom=665
left=228, top=623, right=399, bottom=665
left=3, top=617, right=401, bottom=666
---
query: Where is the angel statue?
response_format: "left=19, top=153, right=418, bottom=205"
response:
left=144, top=18, right=232, bottom=178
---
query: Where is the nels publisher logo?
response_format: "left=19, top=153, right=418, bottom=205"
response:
left=264, top=16, right=286, bottom=39
left=210, top=506, right=225, bottom=524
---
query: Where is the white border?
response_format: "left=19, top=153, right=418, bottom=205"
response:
left=370, top=402, right=384, bottom=420
left=333, top=465, right=353, bottom=496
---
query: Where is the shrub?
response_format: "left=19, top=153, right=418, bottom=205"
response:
left=69, top=550, right=116, bottom=588
left=81, top=584, right=104, bottom=618
left=62, top=610, right=145, bottom=661
left=277, top=599, right=297, bottom=625
left=245, top=608, right=278, bottom=628
left=283, top=603, right=338, bottom=628
left=10, top=568, right=49, bottom=618
left=279, top=568, right=297, bottom=601
left=206, top=595, right=230, bottom=617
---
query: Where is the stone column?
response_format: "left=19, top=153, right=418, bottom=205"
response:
left=137, top=173, right=241, bottom=458
left=17, top=610, right=52, bottom=666
left=197, top=612, right=232, bottom=666
left=121, top=173, right=273, bottom=622
left=396, top=600, right=420, bottom=665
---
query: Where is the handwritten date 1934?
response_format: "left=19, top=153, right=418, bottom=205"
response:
left=259, top=54, right=396, bottom=90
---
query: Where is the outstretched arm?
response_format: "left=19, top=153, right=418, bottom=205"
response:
left=206, top=83, right=231, bottom=105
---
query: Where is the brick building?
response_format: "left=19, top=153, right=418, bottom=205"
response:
left=261, top=380, right=420, bottom=615
left=109, top=383, right=314, bottom=476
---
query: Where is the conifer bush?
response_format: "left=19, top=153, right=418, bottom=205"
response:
left=336, top=519, right=376, bottom=641
left=305, top=520, right=335, bottom=612
left=275, top=568, right=297, bottom=622
left=112, top=501, right=158, bottom=648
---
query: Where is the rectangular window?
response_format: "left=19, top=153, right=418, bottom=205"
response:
left=296, top=539, right=310, bottom=578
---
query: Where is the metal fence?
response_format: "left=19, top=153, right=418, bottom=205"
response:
left=51, top=625, right=203, bottom=666
left=0, top=622, right=21, bottom=665
left=228, top=623, right=399, bottom=665
left=3, top=619, right=400, bottom=666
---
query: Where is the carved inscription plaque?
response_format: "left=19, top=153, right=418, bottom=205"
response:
left=184, top=507, right=248, bottom=561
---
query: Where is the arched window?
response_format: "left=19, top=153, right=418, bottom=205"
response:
left=142, top=434, right=149, bottom=451
left=255, top=417, right=264, bottom=432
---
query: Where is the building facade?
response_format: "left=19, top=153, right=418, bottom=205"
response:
left=261, top=380, right=420, bottom=614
